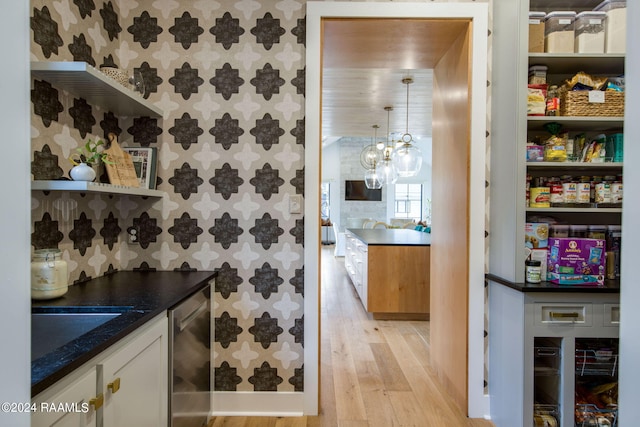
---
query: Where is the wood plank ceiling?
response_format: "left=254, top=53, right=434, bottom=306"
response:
left=321, top=19, right=469, bottom=142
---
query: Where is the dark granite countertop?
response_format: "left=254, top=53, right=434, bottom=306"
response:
left=31, top=270, right=216, bottom=397
left=486, top=273, right=620, bottom=293
left=346, top=228, right=431, bottom=246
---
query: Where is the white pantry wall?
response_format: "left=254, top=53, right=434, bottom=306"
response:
left=0, top=1, right=31, bottom=426
left=619, top=0, right=640, bottom=422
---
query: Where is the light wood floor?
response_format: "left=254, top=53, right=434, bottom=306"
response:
left=209, top=246, right=494, bottom=427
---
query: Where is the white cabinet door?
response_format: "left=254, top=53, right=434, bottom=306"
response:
left=101, top=315, right=168, bottom=427
left=357, top=244, right=368, bottom=309
left=32, top=368, right=98, bottom=427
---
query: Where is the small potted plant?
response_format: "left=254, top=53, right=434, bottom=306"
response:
left=68, top=138, right=111, bottom=181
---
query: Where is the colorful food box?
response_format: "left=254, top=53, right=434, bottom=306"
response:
left=547, top=238, right=606, bottom=285
left=526, top=144, right=545, bottom=162
left=525, top=222, right=549, bottom=248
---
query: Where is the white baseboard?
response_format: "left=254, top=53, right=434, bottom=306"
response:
left=210, top=391, right=304, bottom=416
left=482, top=394, right=492, bottom=420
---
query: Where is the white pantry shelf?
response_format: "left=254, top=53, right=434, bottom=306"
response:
left=527, top=53, right=625, bottom=75
left=31, top=61, right=163, bottom=118
left=526, top=207, right=622, bottom=213
left=527, top=116, right=624, bottom=132
left=31, top=181, right=163, bottom=198
left=526, top=162, right=623, bottom=169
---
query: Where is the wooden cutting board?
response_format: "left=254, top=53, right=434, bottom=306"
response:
left=104, top=133, right=140, bottom=187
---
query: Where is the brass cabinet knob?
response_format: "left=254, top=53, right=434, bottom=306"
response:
left=108, top=377, right=121, bottom=394
left=89, top=393, right=104, bottom=410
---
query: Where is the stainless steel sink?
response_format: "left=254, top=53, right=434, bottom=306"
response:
left=31, top=307, right=131, bottom=361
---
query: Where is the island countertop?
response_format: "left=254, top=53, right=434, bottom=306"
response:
left=346, top=228, right=431, bottom=246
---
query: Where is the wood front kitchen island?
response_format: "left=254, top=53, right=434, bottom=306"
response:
left=344, top=228, right=431, bottom=320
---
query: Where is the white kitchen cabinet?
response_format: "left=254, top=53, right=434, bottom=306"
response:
left=344, top=229, right=430, bottom=319
left=31, top=368, right=98, bottom=427
left=344, top=230, right=367, bottom=309
left=489, top=283, right=619, bottom=427
left=101, top=314, right=168, bottom=427
left=31, top=314, right=168, bottom=427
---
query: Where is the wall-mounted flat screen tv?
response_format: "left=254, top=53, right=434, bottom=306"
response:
left=345, top=180, right=382, bottom=201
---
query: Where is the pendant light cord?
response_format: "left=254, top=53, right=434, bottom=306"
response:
left=402, top=77, right=413, bottom=144
left=405, top=81, right=409, bottom=135
left=384, top=106, right=393, bottom=160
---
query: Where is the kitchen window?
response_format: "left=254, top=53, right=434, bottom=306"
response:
left=394, top=183, right=422, bottom=221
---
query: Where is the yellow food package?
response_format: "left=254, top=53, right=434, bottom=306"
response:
left=527, top=84, right=547, bottom=116
left=544, top=134, right=567, bottom=162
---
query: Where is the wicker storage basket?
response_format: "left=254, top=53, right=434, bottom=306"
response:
left=560, top=90, right=625, bottom=117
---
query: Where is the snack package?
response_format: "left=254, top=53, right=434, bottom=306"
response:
left=526, top=144, right=545, bottom=162
left=547, top=237, right=606, bottom=285
left=527, top=84, right=548, bottom=116
left=565, top=71, right=608, bottom=90
left=580, top=137, right=607, bottom=163
left=573, top=134, right=587, bottom=159
left=525, top=223, right=549, bottom=249
left=544, top=133, right=568, bottom=162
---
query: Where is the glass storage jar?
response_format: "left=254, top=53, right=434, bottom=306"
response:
left=31, top=249, right=68, bottom=300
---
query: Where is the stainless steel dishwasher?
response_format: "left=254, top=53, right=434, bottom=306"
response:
left=169, top=283, right=211, bottom=427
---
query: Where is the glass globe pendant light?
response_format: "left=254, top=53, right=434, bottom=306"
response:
left=360, top=125, right=382, bottom=171
left=364, top=166, right=382, bottom=189
left=364, top=125, right=382, bottom=189
left=379, top=156, right=398, bottom=186
left=378, top=106, right=398, bottom=186
left=392, top=77, right=422, bottom=177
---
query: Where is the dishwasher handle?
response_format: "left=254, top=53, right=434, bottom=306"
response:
left=177, top=300, right=208, bottom=332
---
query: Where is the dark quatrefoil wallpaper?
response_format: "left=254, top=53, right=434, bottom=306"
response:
left=29, top=0, right=492, bottom=395
left=30, top=0, right=307, bottom=392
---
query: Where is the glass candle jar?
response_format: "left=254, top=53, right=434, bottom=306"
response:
left=31, top=249, right=68, bottom=300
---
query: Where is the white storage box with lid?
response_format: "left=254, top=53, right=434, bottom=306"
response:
left=529, top=11, right=546, bottom=52
left=545, top=11, right=577, bottom=53
left=528, top=65, right=548, bottom=84
left=594, top=0, right=626, bottom=53
left=574, top=11, right=606, bottom=53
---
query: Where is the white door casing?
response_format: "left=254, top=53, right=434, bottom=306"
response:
left=305, top=1, right=489, bottom=418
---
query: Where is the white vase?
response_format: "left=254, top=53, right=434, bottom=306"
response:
left=70, top=163, right=97, bottom=181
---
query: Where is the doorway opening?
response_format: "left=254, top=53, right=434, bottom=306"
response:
left=305, top=2, right=489, bottom=418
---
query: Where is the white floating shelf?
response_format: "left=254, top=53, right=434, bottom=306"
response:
left=31, top=61, right=163, bottom=118
left=32, top=181, right=163, bottom=198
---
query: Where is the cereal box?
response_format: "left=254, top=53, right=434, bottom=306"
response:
left=525, top=223, right=549, bottom=249
left=547, top=238, right=606, bottom=285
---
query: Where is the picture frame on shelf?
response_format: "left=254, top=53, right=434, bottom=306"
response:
left=121, top=147, right=157, bottom=189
